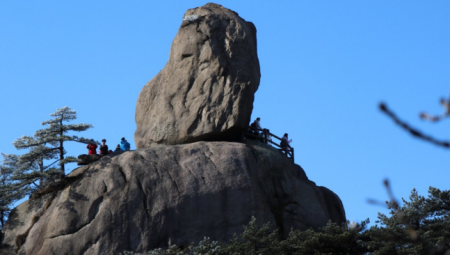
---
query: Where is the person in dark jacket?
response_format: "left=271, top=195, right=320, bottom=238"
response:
left=249, top=117, right=261, bottom=137
left=120, top=137, right=130, bottom=151
left=99, top=139, right=109, bottom=155
left=87, top=140, right=98, bottom=155
left=114, top=144, right=121, bottom=152
left=280, top=133, right=292, bottom=154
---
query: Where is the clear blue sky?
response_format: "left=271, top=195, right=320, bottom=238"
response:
left=1, top=1, right=449, bottom=228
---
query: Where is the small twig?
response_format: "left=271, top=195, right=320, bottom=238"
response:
left=379, top=103, right=450, bottom=148
left=384, top=179, right=399, bottom=210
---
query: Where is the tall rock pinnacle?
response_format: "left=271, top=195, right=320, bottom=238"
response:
left=135, top=3, right=261, bottom=148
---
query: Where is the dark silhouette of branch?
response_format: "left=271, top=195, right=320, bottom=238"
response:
left=379, top=103, right=450, bottom=148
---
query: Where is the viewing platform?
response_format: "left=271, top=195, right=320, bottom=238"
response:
left=244, top=127, right=294, bottom=163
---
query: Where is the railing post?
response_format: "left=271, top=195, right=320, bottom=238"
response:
left=291, top=147, right=294, bottom=163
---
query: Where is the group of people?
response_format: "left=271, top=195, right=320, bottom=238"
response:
left=86, top=137, right=131, bottom=155
left=248, top=117, right=293, bottom=155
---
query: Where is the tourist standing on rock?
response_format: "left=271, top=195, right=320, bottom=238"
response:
left=280, top=133, right=292, bottom=154
left=120, top=137, right=130, bottom=151
left=115, top=144, right=121, bottom=152
left=99, top=139, right=109, bottom=155
left=254, top=117, right=261, bottom=130
left=250, top=117, right=261, bottom=136
left=86, top=140, right=98, bottom=155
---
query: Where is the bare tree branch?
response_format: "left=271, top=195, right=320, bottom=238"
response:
left=379, top=103, right=450, bottom=148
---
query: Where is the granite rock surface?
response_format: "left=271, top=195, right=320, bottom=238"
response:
left=2, top=141, right=345, bottom=255
left=135, top=3, right=261, bottom=148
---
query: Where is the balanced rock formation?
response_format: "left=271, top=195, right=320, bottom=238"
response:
left=135, top=3, right=261, bottom=148
left=1, top=141, right=345, bottom=255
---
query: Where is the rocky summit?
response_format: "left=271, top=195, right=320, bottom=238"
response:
left=1, top=141, right=345, bottom=255
left=134, top=3, right=261, bottom=148
left=1, top=3, right=346, bottom=255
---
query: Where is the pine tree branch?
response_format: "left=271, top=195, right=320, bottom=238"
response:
left=45, top=159, right=60, bottom=170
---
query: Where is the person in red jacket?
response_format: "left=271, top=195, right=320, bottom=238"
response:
left=87, top=141, right=98, bottom=155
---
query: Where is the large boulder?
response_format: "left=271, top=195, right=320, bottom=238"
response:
left=1, top=141, right=345, bottom=255
left=134, top=3, right=261, bottom=148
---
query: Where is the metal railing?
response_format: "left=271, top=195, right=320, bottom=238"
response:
left=245, top=127, right=294, bottom=163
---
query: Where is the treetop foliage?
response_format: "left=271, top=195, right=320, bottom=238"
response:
left=14, top=107, right=94, bottom=150
left=12, top=106, right=95, bottom=175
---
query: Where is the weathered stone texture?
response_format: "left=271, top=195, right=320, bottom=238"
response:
left=77, top=154, right=103, bottom=165
left=2, top=142, right=345, bottom=255
left=135, top=3, right=261, bottom=148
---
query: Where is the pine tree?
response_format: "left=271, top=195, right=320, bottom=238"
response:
left=12, top=107, right=95, bottom=178
left=9, top=138, right=60, bottom=194
left=0, top=154, right=28, bottom=229
left=0, top=107, right=95, bottom=230
left=365, top=187, right=450, bottom=255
